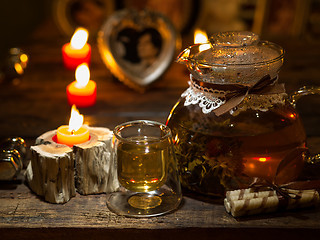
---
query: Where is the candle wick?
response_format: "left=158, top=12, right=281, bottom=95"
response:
left=71, top=130, right=75, bottom=135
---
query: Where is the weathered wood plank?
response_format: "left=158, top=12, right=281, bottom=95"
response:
left=1, top=173, right=320, bottom=231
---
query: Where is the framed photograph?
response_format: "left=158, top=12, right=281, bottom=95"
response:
left=52, top=0, right=118, bottom=37
left=98, top=9, right=180, bottom=92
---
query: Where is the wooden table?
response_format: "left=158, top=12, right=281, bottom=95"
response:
left=1, top=20, right=320, bottom=239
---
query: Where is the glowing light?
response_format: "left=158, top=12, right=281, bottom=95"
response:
left=166, top=101, right=180, bottom=125
left=194, top=29, right=208, bottom=44
left=75, top=63, right=90, bottom=88
left=174, top=134, right=180, bottom=144
left=14, top=63, right=23, bottom=74
left=67, top=63, right=96, bottom=107
left=150, top=178, right=158, bottom=183
left=70, top=28, right=89, bottom=49
left=68, top=105, right=84, bottom=133
left=289, top=113, right=296, bottom=119
left=20, top=54, right=28, bottom=63
left=252, top=157, right=271, bottom=162
left=56, top=105, right=89, bottom=146
left=20, top=54, right=28, bottom=69
left=194, top=29, right=210, bottom=52
left=62, top=27, right=91, bottom=70
left=248, top=163, right=255, bottom=169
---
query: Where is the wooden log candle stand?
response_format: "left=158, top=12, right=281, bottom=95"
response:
left=25, top=127, right=119, bottom=204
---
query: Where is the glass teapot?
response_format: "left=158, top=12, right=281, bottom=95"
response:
left=166, top=31, right=319, bottom=197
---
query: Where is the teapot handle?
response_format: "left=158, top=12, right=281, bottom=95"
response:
left=301, top=152, right=320, bottom=180
left=289, top=86, right=320, bottom=108
left=289, top=86, right=320, bottom=172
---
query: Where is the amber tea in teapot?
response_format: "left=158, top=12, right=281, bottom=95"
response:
left=166, top=31, right=308, bottom=197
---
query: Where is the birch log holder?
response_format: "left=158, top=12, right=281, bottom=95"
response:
left=25, top=106, right=119, bottom=204
left=25, top=126, right=119, bottom=204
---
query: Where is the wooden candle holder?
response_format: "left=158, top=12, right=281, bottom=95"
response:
left=25, top=127, right=119, bottom=204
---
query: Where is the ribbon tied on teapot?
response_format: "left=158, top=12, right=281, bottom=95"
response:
left=183, top=74, right=286, bottom=116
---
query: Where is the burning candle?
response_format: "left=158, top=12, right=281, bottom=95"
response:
left=62, top=28, right=91, bottom=70
left=67, top=63, right=96, bottom=107
left=57, top=105, right=90, bottom=146
left=194, top=29, right=210, bottom=52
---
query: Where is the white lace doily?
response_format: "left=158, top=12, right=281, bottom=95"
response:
left=182, top=83, right=226, bottom=114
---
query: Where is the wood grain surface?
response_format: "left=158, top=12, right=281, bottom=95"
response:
left=1, top=176, right=320, bottom=239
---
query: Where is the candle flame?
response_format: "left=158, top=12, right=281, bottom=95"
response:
left=194, top=29, right=210, bottom=52
left=68, top=105, right=84, bottom=132
left=70, top=28, right=89, bottom=49
left=75, top=63, right=90, bottom=88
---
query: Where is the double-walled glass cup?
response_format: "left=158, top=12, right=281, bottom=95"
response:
left=106, top=120, right=182, bottom=217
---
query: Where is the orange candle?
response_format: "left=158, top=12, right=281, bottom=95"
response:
left=67, top=63, right=96, bottom=107
left=62, top=28, right=91, bottom=70
left=57, top=105, right=90, bottom=146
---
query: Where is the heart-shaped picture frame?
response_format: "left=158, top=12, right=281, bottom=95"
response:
left=98, top=9, right=179, bottom=92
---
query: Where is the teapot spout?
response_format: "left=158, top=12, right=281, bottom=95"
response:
left=176, top=43, right=212, bottom=65
left=176, top=46, right=191, bottom=64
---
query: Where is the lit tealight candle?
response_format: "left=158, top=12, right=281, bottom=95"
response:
left=57, top=105, right=90, bottom=146
left=194, top=29, right=210, bottom=52
left=62, top=28, right=91, bottom=70
left=67, top=63, right=96, bottom=107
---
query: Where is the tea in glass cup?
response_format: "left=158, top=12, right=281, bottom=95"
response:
left=106, top=120, right=182, bottom=217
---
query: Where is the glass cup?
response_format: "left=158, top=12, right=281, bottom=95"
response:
left=106, top=120, right=182, bottom=217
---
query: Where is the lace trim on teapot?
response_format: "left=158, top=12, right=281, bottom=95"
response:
left=182, top=75, right=287, bottom=115
left=181, top=76, right=228, bottom=114
left=230, top=93, right=287, bottom=115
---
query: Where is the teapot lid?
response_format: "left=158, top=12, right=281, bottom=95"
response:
left=177, top=31, right=284, bottom=86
